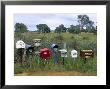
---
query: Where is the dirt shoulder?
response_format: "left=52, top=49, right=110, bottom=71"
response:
left=15, top=71, right=96, bottom=76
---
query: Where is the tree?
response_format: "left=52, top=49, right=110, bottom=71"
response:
left=14, top=23, right=28, bottom=33
left=55, top=24, right=67, bottom=33
left=68, top=25, right=75, bottom=33
left=68, top=25, right=80, bottom=34
left=74, top=25, right=80, bottom=34
left=86, top=21, right=94, bottom=32
left=36, top=24, right=51, bottom=33
left=78, top=15, right=89, bottom=31
left=77, top=15, right=95, bottom=33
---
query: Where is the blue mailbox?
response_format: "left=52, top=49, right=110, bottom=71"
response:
left=51, top=44, right=59, bottom=64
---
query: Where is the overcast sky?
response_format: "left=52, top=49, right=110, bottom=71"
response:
left=14, top=13, right=97, bottom=31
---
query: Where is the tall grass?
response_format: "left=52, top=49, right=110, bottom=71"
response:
left=14, top=32, right=97, bottom=75
left=14, top=55, right=97, bottom=75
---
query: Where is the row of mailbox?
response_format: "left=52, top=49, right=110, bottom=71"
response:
left=16, top=40, right=94, bottom=60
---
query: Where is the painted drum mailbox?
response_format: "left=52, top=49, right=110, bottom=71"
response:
left=16, top=40, right=25, bottom=49
left=51, top=44, right=59, bottom=64
left=80, top=50, right=94, bottom=58
left=33, top=39, right=41, bottom=47
left=71, top=50, right=78, bottom=59
left=39, top=48, right=51, bottom=60
left=59, top=49, right=67, bottom=65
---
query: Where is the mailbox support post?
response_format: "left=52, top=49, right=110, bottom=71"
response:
left=54, top=53, right=58, bottom=64
left=84, top=58, right=87, bottom=63
left=17, top=48, right=25, bottom=66
left=62, top=57, right=64, bottom=65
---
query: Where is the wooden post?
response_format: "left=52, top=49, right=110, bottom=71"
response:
left=84, top=58, right=87, bottom=63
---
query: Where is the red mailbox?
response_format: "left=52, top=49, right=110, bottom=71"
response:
left=39, top=48, right=51, bottom=60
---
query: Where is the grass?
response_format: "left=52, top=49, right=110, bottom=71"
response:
left=14, top=55, right=97, bottom=75
left=14, top=32, right=97, bottom=75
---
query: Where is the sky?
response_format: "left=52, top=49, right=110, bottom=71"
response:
left=14, top=13, right=97, bottom=31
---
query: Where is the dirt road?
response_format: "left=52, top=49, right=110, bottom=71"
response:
left=15, top=71, right=96, bottom=76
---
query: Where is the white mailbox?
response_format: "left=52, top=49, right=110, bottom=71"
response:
left=59, top=49, right=67, bottom=57
left=16, top=40, right=25, bottom=49
left=71, top=50, right=77, bottom=58
left=33, top=39, right=41, bottom=47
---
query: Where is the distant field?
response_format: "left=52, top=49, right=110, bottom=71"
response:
left=20, top=32, right=96, bottom=42
left=14, top=32, right=97, bottom=76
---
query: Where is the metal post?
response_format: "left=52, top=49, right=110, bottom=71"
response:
left=62, top=57, right=64, bottom=65
left=54, top=53, right=57, bottom=64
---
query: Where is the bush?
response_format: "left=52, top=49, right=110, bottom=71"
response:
left=82, top=36, right=89, bottom=40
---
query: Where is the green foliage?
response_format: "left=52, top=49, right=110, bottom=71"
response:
left=14, top=56, right=97, bottom=75
left=36, top=24, right=51, bottom=33
left=82, top=36, right=89, bottom=40
left=15, top=23, right=28, bottom=33
left=14, top=63, right=25, bottom=74
left=54, top=34, right=64, bottom=42
left=68, top=25, right=81, bottom=34
left=14, top=32, right=97, bottom=75
left=55, top=24, right=67, bottom=33
left=77, top=15, right=96, bottom=33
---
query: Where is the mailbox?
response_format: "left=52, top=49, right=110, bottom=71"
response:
left=51, top=44, right=59, bottom=53
left=80, top=50, right=94, bottom=58
left=16, top=40, right=25, bottom=49
left=59, top=49, right=67, bottom=65
left=59, top=49, right=67, bottom=57
left=16, top=40, right=25, bottom=65
left=39, top=48, right=51, bottom=60
left=51, top=44, right=59, bottom=64
left=71, top=50, right=78, bottom=58
left=25, top=44, right=34, bottom=54
left=33, top=39, right=41, bottom=47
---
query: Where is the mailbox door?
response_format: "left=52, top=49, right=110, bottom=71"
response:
left=71, top=51, right=77, bottom=58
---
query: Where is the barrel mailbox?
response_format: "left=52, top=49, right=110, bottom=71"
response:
left=80, top=50, right=94, bottom=58
left=33, top=39, right=41, bottom=47
left=16, top=40, right=25, bottom=49
left=39, top=48, right=51, bottom=60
